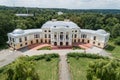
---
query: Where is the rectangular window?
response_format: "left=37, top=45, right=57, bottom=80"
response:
left=66, top=35, right=68, bottom=39
left=45, top=34, right=47, bottom=38
left=19, top=38, right=22, bottom=42
left=25, top=37, right=27, bottom=41
left=49, top=34, right=51, bottom=38
left=13, top=38, right=14, bottom=42
left=34, top=34, right=39, bottom=38
left=94, top=36, right=96, bottom=40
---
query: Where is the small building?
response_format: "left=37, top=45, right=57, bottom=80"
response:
left=7, top=19, right=110, bottom=50
left=57, top=11, right=63, bottom=15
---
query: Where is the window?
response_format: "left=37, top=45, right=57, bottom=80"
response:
left=74, top=39, right=76, bottom=43
left=78, top=39, right=80, bottom=42
left=20, top=44, right=22, bottom=47
left=75, top=30, right=77, bottom=32
left=93, top=42, right=95, bottom=44
left=88, top=40, right=90, bottom=43
left=66, top=35, right=68, bottom=39
left=36, top=39, right=39, bottom=43
left=34, top=34, right=39, bottom=38
left=44, top=30, right=47, bottom=32
left=45, top=40, right=47, bottom=43
left=49, top=34, right=51, bottom=38
left=25, top=37, right=27, bottom=41
left=98, top=43, right=100, bottom=46
left=45, top=34, right=47, bottom=38
left=49, top=30, right=51, bottom=32
left=94, top=36, right=96, bottom=40
left=66, top=42, right=69, bottom=46
left=25, top=42, right=27, bottom=45
left=19, top=38, right=22, bottom=42
left=31, top=41, right=33, bottom=44
left=74, top=34, right=77, bottom=38
left=49, top=40, right=51, bottom=44
left=13, top=38, right=14, bottom=42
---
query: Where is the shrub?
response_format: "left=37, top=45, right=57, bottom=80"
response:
left=45, top=55, right=51, bottom=61
left=67, top=52, right=109, bottom=59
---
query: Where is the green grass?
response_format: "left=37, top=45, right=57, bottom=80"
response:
left=105, top=40, right=120, bottom=58
left=68, top=57, right=100, bottom=80
left=72, top=46, right=81, bottom=50
left=35, top=58, right=59, bottom=80
left=37, top=46, right=51, bottom=50
left=0, top=57, right=59, bottom=80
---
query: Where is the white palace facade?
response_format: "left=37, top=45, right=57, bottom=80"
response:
left=7, top=19, right=110, bottom=50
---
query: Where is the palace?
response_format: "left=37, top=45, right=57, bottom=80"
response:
left=7, top=19, right=110, bottom=50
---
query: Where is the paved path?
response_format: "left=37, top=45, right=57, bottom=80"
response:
left=59, top=55, right=71, bottom=80
left=0, top=49, right=22, bottom=67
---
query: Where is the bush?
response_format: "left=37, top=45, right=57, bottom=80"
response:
left=24, top=53, right=59, bottom=61
left=45, top=55, right=51, bottom=61
left=67, top=52, right=109, bottom=59
left=114, top=37, right=120, bottom=45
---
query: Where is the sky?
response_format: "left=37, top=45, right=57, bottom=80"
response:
left=0, top=0, right=120, bottom=9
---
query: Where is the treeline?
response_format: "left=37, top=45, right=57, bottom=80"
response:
left=0, top=6, right=120, bottom=47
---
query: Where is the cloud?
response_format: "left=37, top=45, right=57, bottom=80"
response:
left=0, top=0, right=120, bottom=9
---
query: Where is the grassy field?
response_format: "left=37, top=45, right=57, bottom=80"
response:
left=0, top=57, right=59, bottom=80
left=105, top=40, right=120, bottom=58
left=68, top=57, right=100, bottom=80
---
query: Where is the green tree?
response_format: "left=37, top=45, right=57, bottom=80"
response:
left=6, top=57, right=39, bottom=80
left=112, top=23, right=120, bottom=38
left=87, top=59, right=120, bottom=80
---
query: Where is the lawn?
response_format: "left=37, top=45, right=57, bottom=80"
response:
left=35, top=58, right=59, bottom=80
left=0, top=55, right=59, bottom=80
left=105, top=40, right=120, bottom=58
left=37, top=46, right=51, bottom=50
left=68, top=57, right=99, bottom=80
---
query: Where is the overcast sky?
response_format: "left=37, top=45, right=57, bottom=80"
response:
left=0, top=0, right=120, bottom=9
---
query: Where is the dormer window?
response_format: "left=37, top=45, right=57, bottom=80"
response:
left=54, top=26, right=56, bottom=28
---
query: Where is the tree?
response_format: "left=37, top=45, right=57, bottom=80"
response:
left=112, top=23, right=120, bottom=38
left=114, top=37, right=120, bottom=45
left=87, top=59, right=120, bottom=80
left=6, top=57, right=39, bottom=80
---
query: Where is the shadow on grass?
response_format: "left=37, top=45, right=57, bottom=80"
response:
left=104, top=44, right=115, bottom=51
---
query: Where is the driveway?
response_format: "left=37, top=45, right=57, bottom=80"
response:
left=0, top=49, right=22, bottom=67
